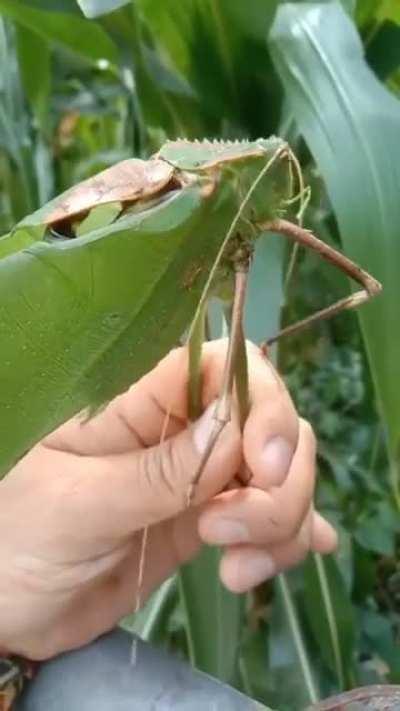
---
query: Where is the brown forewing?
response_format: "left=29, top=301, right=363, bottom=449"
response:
left=44, top=158, right=176, bottom=226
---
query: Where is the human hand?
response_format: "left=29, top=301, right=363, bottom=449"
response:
left=0, top=340, right=336, bottom=659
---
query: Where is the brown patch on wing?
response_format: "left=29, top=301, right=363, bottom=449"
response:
left=44, top=159, right=176, bottom=226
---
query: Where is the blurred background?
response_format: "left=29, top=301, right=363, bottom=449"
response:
left=1, top=1, right=400, bottom=708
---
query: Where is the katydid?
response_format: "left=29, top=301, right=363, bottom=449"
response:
left=0, top=138, right=381, bottom=481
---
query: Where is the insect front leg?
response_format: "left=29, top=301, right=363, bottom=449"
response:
left=186, top=261, right=250, bottom=505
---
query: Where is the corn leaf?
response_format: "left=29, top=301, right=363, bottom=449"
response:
left=76, top=0, right=131, bottom=18
left=268, top=574, right=319, bottom=708
left=270, top=1, right=400, bottom=497
left=179, top=547, right=244, bottom=685
left=0, top=0, right=118, bottom=64
left=136, top=0, right=282, bottom=138
left=303, top=554, right=356, bottom=689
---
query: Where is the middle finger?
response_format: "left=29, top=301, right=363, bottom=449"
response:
left=199, top=418, right=316, bottom=547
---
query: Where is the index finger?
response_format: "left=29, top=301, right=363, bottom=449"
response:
left=243, top=349, right=299, bottom=488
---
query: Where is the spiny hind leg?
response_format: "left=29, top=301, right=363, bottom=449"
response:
left=259, top=218, right=382, bottom=346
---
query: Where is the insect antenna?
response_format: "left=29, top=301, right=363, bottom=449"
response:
left=281, top=147, right=310, bottom=293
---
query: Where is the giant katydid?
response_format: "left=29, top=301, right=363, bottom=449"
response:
left=0, top=138, right=381, bottom=481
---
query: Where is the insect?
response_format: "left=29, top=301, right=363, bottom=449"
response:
left=0, top=138, right=381, bottom=480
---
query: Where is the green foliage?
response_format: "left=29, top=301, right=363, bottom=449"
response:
left=268, top=573, right=319, bottom=708
left=270, top=2, right=400, bottom=500
left=1, top=0, right=400, bottom=708
left=179, top=547, right=245, bottom=684
left=303, top=555, right=355, bottom=688
left=0, top=0, right=118, bottom=63
left=77, top=0, right=130, bottom=18
left=0, top=189, right=222, bottom=473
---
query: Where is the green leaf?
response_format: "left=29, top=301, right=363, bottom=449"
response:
left=269, top=1, right=400, bottom=499
left=213, top=0, right=279, bottom=42
left=136, top=0, right=282, bottom=137
left=244, top=233, right=284, bottom=348
left=377, top=0, right=400, bottom=24
left=355, top=523, right=394, bottom=555
left=268, top=574, right=319, bottom=708
left=355, top=504, right=397, bottom=555
left=0, top=0, right=118, bottom=64
left=15, top=24, right=51, bottom=125
left=0, top=22, right=25, bottom=165
left=0, top=178, right=243, bottom=476
left=121, top=577, right=177, bottom=643
left=360, top=608, right=400, bottom=679
left=15, top=0, right=78, bottom=11
left=76, top=0, right=131, bottom=18
left=366, top=20, right=400, bottom=80
left=355, top=0, right=380, bottom=28
left=179, top=547, right=244, bottom=684
left=303, top=554, right=356, bottom=688
left=341, top=0, right=356, bottom=13
left=103, top=3, right=202, bottom=142
left=0, top=19, right=37, bottom=217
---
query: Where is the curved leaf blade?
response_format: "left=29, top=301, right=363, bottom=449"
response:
left=270, top=1, right=400, bottom=494
left=303, top=554, right=356, bottom=689
left=0, top=0, right=118, bottom=63
left=244, top=232, right=284, bottom=346
left=76, top=0, right=130, bottom=18
left=269, top=574, right=319, bottom=707
left=15, top=1, right=79, bottom=11
left=0, top=185, right=237, bottom=476
left=179, top=547, right=244, bottom=684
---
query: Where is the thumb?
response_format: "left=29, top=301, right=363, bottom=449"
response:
left=98, top=402, right=242, bottom=533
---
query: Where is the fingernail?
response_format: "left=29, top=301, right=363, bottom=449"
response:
left=261, top=436, right=293, bottom=486
left=204, top=518, right=250, bottom=544
left=240, top=550, right=276, bottom=587
left=193, top=401, right=217, bottom=454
